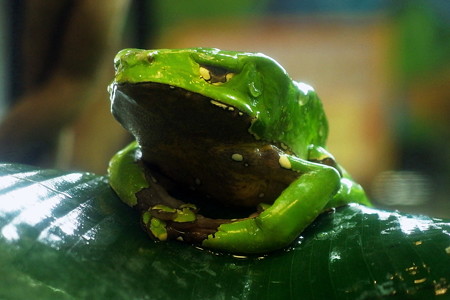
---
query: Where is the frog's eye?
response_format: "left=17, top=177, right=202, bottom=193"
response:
left=199, top=65, right=234, bottom=85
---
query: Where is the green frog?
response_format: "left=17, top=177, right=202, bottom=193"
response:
left=107, top=48, right=370, bottom=254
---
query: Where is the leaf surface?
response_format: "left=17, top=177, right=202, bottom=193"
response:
left=0, top=163, right=449, bottom=299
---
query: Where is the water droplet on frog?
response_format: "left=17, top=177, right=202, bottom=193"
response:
left=248, top=81, right=261, bottom=97
left=298, top=93, right=310, bottom=106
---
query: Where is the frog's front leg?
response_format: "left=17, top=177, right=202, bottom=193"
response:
left=202, top=156, right=341, bottom=253
left=307, top=145, right=371, bottom=209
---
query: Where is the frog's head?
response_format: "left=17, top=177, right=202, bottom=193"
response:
left=109, top=48, right=328, bottom=158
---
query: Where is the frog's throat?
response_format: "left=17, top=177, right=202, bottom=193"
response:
left=110, top=82, right=294, bottom=154
left=111, top=81, right=299, bottom=206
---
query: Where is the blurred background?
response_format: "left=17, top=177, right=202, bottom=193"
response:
left=0, top=0, right=448, bottom=217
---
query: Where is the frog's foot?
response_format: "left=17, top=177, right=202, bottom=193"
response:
left=134, top=171, right=241, bottom=244
left=141, top=204, right=236, bottom=244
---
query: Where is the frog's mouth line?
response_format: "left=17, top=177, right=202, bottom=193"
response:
left=112, top=82, right=298, bottom=246
left=112, top=82, right=253, bottom=140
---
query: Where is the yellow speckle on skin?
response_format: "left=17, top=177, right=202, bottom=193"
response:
left=414, top=278, right=427, bottom=284
left=232, top=255, right=248, bottom=259
left=279, top=155, right=292, bottom=169
left=436, top=287, right=449, bottom=296
left=199, top=66, right=210, bottom=80
left=226, top=73, right=235, bottom=81
left=210, top=100, right=229, bottom=109
left=231, top=153, right=244, bottom=162
left=445, top=246, right=450, bottom=254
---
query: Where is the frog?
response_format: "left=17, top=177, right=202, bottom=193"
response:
left=107, top=48, right=371, bottom=254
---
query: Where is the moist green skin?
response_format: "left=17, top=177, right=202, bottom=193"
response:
left=108, top=48, right=371, bottom=254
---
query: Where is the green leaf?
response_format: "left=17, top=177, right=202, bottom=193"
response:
left=0, top=163, right=449, bottom=299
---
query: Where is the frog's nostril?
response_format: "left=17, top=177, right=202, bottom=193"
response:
left=114, top=58, right=122, bottom=71
left=134, top=50, right=155, bottom=65
left=114, top=55, right=132, bottom=71
left=146, top=52, right=155, bottom=64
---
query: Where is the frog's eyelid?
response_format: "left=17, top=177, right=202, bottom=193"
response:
left=199, top=66, right=211, bottom=81
left=199, top=64, right=235, bottom=85
left=199, top=64, right=230, bottom=77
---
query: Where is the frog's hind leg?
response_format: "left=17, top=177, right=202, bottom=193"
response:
left=202, top=158, right=341, bottom=253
